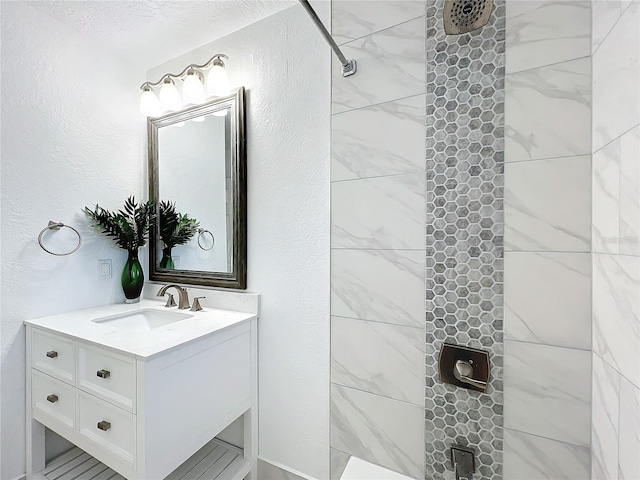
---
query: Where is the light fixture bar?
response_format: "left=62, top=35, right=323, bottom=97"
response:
left=139, top=53, right=229, bottom=91
left=297, top=0, right=357, bottom=77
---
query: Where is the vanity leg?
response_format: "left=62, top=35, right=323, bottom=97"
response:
left=26, top=325, right=45, bottom=479
left=26, top=419, right=45, bottom=478
left=243, top=318, right=258, bottom=479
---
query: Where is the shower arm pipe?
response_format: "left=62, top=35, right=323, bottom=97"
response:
left=139, top=53, right=229, bottom=90
left=297, top=0, right=357, bottom=77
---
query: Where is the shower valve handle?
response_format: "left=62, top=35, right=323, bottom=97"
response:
left=453, top=360, right=487, bottom=390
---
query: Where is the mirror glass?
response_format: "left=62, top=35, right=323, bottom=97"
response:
left=148, top=88, right=246, bottom=289
left=158, top=113, right=231, bottom=272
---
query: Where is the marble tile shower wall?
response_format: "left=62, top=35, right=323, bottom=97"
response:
left=425, top=0, right=505, bottom=478
left=503, top=1, right=593, bottom=478
left=591, top=1, right=640, bottom=479
left=329, top=1, right=426, bottom=479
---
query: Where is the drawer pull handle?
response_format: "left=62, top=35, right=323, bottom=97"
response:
left=46, top=351, right=58, bottom=358
left=96, top=369, right=111, bottom=379
left=97, top=421, right=111, bottom=431
left=46, top=394, right=58, bottom=403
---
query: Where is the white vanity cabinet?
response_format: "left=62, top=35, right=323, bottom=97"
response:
left=25, top=302, right=258, bottom=480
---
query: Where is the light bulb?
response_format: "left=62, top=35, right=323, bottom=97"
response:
left=213, top=108, right=228, bottom=117
left=192, top=116, right=205, bottom=122
left=183, top=70, right=205, bottom=105
left=139, top=86, right=161, bottom=117
left=159, top=78, right=182, bottom=111
left=174, top=122, right=185, bottom=128
left=206, top=58, right=230, bottom=97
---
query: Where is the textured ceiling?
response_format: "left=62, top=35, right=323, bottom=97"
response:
left=27, top=0, right=296, bottom=69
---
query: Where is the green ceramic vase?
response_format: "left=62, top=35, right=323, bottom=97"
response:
left=160, top=247, right=175, bottom=270
left=122, top=249, right=144, bottom=303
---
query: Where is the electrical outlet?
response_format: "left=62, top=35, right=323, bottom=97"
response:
left=98, top=259, right=112, bottom=280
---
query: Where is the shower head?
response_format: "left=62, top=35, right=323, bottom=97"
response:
left=443, top=0, right=494, bottom=35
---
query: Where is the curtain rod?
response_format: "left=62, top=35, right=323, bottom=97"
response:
left=297, top=0, right=357, bottom=77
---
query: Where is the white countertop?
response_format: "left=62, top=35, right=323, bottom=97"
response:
left=24, top=299, right=257, bottom=359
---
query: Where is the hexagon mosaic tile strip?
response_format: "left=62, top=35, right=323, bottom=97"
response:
left=425, top=0, right=505, bottom=478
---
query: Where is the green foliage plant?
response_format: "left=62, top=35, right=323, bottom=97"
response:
left=84, top=196, right=154, bottom=251
left=159, top=201, right=200, bottom=249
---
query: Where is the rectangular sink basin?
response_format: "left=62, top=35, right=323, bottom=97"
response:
left=92, top=309, right=193, bottom=331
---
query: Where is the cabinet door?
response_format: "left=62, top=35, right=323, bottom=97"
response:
left=77, top=342, right=136, bottom=412
left=32, top=329, right=75, bottom=384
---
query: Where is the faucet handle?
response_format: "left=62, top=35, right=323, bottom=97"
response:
left=190, top=297, right=205, bottom=312
left=164, top=294, right=177, bottom=308
left=454, top=360, right=488, bottom=391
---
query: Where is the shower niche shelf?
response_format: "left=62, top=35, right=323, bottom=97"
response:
left=34, top=438, right=249, bottom=480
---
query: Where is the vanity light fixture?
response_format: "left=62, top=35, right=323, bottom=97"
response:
left=139, top=85, right=162, bottom=117
left=183, top=69, right=206, bottom=104
left=139, top=54, right=231, bottom=117
left=206, top=56, right=230, bottom=97
left=159, top=78, right=181, bottom=111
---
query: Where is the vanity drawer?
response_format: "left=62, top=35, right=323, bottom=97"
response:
left=31, top=369, right=75, bottom=433
left=77, top=342, right=136, bottom=412
left=32, top=328, right=75, bottom=384
left=77, top=390, right=135, bottom=468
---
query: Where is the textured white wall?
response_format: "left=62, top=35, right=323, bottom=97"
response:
left=0, top=3, right=146, bottom=478
left=146, top=4, right=331, bottom=478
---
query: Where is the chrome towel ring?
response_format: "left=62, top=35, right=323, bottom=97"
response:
left=38, top=221, right=82, bottom=256
left=197, top=228, right=215, bottom=251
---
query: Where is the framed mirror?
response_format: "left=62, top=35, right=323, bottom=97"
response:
left=148, top=87, right=246, bottom=289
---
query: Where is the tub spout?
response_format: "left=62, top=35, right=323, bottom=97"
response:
left=451, top=445, right=475, bottom=480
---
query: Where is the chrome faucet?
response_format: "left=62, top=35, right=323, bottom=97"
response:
left=156, top=284, right=190, bottom=309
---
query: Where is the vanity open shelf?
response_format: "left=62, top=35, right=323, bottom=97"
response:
left=35, top=438, right=249, bottom=480
left=25, top=300, right=258, bottom=480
